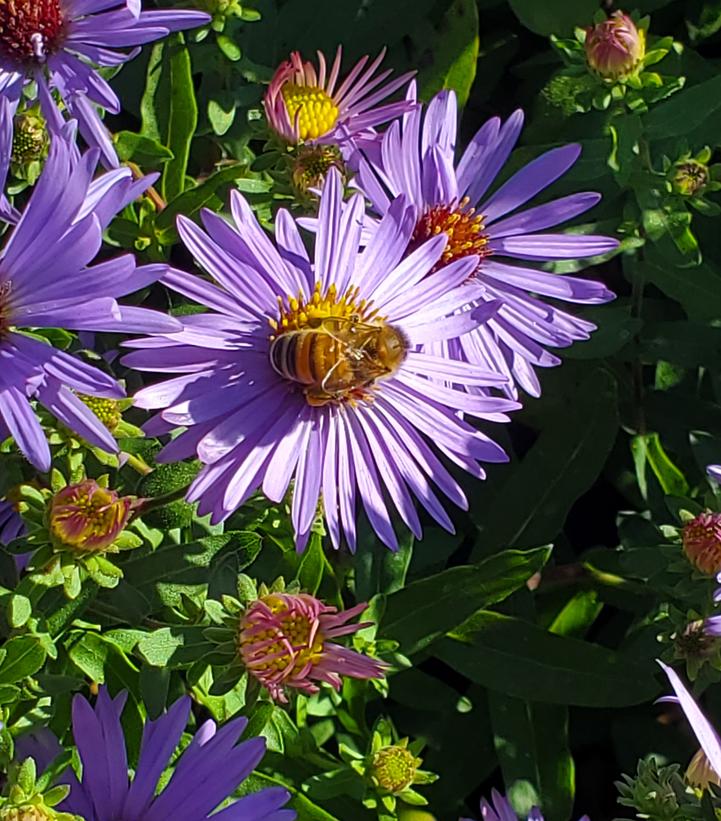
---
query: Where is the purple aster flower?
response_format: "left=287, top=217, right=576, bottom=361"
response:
left=461, top=789, right=590, bottom=821
left=16, top=687, right=295, bottom=820
left=350, top=84, right=618, bottom=398
left=657, top=659, right=721, bottom=785
left=0, top=0, right=210, bottom=168
left=0, top=132, right=179, bottom=472
left=124, top=168, right=518, bottom=551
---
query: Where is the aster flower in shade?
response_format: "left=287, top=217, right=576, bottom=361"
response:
left=657, top=660, right=721, bottom=788
left=0, top=1, right=210, bottom=168
left=350, top=85, right=618, bottom=398
left=16, top=687, right=295, bottom=820
left=264, top=46, right=414, bottom=148
left=709, top=465, right=721, bottom=483
left=461, top=790, right=590, bottom=821
left=682, top=511, right=721, bottom=575
left=585, top=12, right=645, bottom=80
left=0, top=134, right=180, bottom=472
left=124, top=168, right=518, bottom=550
left=238, top=592, right=385, bottom=703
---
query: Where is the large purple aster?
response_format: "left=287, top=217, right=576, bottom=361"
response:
left=124, top=168, right=519, bottom=551
left=16, top=687, right=295, bottom=820
left=351, top=84, right=618, bottom=398
left=0, top=0, right=209, bottom=168
left=0, top=132, right=179, bottom=472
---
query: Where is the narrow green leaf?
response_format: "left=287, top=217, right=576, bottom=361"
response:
left=436, top=611, right=659, bottom=707
left=381, top=547, right=551, bottom=655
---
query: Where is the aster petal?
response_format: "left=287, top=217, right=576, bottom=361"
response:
left=492, top=233, right=619, bottom=260
left=488, top=191, right=602, bottom=237
left=0, top=384, right=50, bottom=472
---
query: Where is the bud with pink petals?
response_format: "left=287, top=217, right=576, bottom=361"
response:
left=237, top=592, right=385, bottom=703
left=682, top=511, right=721, bottom=576
left=585, top=12, right=645, bottom=79
left=49, top=480, right=131, bottom=553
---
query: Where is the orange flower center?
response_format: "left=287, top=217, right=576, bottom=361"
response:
left=412, top=198, right=491, bottom=275
left=0, top=0, right=65, bottom=64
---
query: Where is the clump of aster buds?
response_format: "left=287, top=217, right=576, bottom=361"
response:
left=0, top=757, right=80, bottom=821
left=616, top=758, right=697, bottom=819
left=49, top=479, right=131, bottom=553
left=682, top=511, right=721, bottom=576
left=585, top=11, right=645, bottom=79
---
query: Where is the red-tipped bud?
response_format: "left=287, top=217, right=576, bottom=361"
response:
left=585, top=12, right=645, bottom=79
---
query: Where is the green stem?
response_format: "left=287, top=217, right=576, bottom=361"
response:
left=125, top=452, right=153, bottom=476
left=130, top=484, right=191, bottom=520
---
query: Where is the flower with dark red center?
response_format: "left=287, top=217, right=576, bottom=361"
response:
left=585, top=12, right=645, bottom=80
left=683, top=512, right=721, bottom=575
left=0, top=0, right=64, bottom=66
left=49, top=479, right=131, bottom=552
left=237, top=592, right=385, bottom=702
left=349, top=83, right=617, bottom=399
left=0, top=1, right=210, bottom=169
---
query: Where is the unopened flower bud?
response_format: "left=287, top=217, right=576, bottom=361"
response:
left=370, top=745, right=420, bottom=793
left=0, top=809, right=53, bottom=821
left=237, top=592, right=384, bottom=702
left=671, top=160, right=710, bottom=198
left=585, top=12, right=645, bottom=79
left=683, top=512, right=721, bottom=575
left=686, top=747, right=721, bottom=790
left=11, top=111, right=49, bottom=167
left=291, top=145, right=345, bottom=200
left=49, top=480, right=131, bottom=552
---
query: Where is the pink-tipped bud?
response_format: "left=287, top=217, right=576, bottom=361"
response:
left=49, top=480, right=131, bottom=552
left=585, top=12, right=645, bottom=79
left=237, top=592, right=385, bottom=703
left=682, top=511, right=721, bottom=575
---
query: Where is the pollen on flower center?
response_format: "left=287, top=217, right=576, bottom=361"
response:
left=77, top=393, right=121, bottom=433
left=281, top=83, right=340, bottom=141
left=412, top=198, right=491, bottom=275
left=268, top=282, right=408, bottom=407
left=682, top=511, right=721, bottom=575
left=0, top=0, right=65, bottom=64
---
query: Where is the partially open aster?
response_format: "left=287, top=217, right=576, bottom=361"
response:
left=15, top=687, right=295, bottom=820
left=0, top=134, right=179, bottom=472
left=264, top=46, right=414, bottom=148
left=461, top=790, right=590, bottom=821
left=351, top=83, right=618, bottom=398
left=124, top=168, right=519, bottom=551
left=0, top=0, right=210, bottom=168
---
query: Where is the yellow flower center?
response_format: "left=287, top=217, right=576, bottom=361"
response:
left=0, top=808, right=55, bottom=821
left=281, top=83, right=339, bottom=141
left=268, top=283, right=407, bottom=406
left=77, top=394, right=121, bottom=433
left=371, top=746, right=418, bottom=793
left=238, top=593, right=325, bottom=676
left=412, top=198, right=491, bottom=275
left=11, top=111, right=48, bottom=165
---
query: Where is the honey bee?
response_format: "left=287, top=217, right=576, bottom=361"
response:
left=270, top=316, right=408, bottom=406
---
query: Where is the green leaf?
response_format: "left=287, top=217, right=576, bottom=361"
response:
left=471, top=369, right=618, bottom=558
left=294, top=531, right=326, bottom=596
left=639, top=321, right=721, bottom=368
left=0, top=636, right=46, bottom=685
left=415, top=0, right=479, bottom=106
left=508, top=0, right=598, bottom=35
left=489, top=692, right=574, bottom=821
left=114, top=131, right=174, bottom=166
left=354, top=528, right=413, bottom=601
left=68, top=632, right=109, bottom=683
left=436, top=611, right=659, bottom=707
left=381, top=547, right=551, bottom=655
left=7, top=593, right=31, bottom=628
left=639, top=258, right=721, bottom=321
left=644, top=75, right=721, bottom=140
left=137, top=626, right=209, bottom=667
left=632, top=433, right=689, bottom=497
